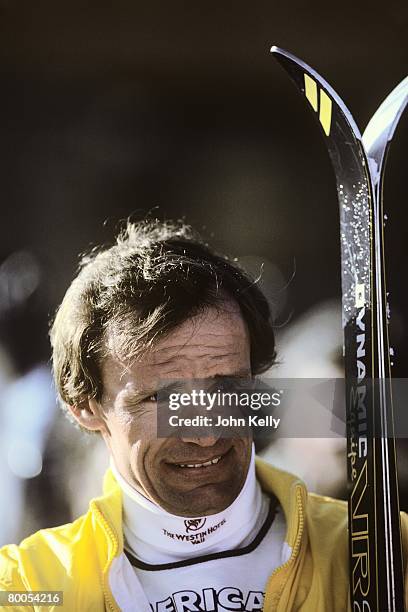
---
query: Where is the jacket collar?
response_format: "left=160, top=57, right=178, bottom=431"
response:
left=255, top=457, right=307, bottom=550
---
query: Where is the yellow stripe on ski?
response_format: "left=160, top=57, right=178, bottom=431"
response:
left=319, top=89, right=332, bottom=136
left=304, top=74, right=318, bottom=111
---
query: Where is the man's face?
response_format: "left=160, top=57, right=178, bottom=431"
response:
left=87, top=301, right=253, bottom=517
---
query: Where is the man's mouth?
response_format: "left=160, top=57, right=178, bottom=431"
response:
left=176, top=456, right=222, bottom=469
left=167, top=447, right=232, bottom=471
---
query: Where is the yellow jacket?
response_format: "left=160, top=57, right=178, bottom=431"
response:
left=1, top=458, right=407, bottom=611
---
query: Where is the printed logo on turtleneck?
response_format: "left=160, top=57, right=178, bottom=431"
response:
left=163, top=517, right=226, bottom=545
left=184, top=518, right=207, bottom=532
left=151, top=588, right=264, bottom=611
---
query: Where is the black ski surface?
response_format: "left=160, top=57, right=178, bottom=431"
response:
left=271, top=46, right=408, bottom=611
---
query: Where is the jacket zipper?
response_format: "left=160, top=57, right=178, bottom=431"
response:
left=90, top=501, right=120, bottom=612
left=263, top=485, right=305, bottom=611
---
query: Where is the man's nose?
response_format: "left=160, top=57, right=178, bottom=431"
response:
left=180, top=435, right=219, bottom=447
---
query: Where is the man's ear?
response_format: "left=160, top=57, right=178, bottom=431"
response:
left=67, top=398, right=109, bottom=435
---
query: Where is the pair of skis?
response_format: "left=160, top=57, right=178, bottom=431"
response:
left=271, top=48, right=408, bottom=610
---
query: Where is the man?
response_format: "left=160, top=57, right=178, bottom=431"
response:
left=0, top=220, right=406, bottom=612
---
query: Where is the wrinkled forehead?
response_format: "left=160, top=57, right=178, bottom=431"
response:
left=100, top=302, right=251, bottom=393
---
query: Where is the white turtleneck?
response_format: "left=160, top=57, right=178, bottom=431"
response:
left=110, top=448, right=291, bottom=612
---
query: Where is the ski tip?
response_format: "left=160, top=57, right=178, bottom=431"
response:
left=362, top=74, right=408, bottom=153
left=270, top=45, right=285, bottom=56
left=269, top=46, right=363, bottom=140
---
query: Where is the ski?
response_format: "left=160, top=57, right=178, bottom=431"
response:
left=270, top=46, right=408, bottom=611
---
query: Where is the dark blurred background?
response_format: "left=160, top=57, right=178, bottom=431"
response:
left=0, top=0, right=407, bottom=543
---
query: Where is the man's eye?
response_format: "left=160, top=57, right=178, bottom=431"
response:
left=144, top=393, right=158, bottom=403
